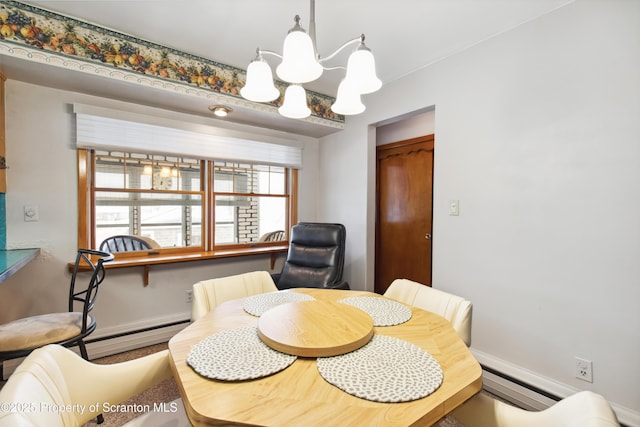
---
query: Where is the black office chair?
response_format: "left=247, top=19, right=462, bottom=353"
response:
left=0, top=249, right=114, bottom=380
left=272, top=222, right=349, bottom=290
left=99, top=235, right=158, bottom=252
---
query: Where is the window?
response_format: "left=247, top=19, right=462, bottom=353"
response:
left=213, top=162, right=288, bottom=245
left=93, top=151, right=204, bottom=249
left=78, top=149, right=296, bottom=257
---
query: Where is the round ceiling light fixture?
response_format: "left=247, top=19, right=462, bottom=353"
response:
left=208, top=105, right=233, bottom=117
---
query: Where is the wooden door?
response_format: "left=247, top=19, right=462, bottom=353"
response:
left=375, top=135, right=434, bottom=294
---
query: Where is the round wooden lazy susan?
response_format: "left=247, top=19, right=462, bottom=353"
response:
left=257, top=300, right=374, bottom=357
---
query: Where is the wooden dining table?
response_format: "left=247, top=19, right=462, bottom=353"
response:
left=168, top=288, right=482, bottom=426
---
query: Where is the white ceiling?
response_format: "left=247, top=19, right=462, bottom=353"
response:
left=2, top=0, right=574, bottom=137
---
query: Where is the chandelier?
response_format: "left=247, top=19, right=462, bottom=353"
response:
left=240, top=0, right=382, bottom=119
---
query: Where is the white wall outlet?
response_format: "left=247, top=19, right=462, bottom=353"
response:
left=575, top=357, right=593, bottom=383
left=23, top=205, right=39, bottom=222
left=185, top=289, right=193, bottom=303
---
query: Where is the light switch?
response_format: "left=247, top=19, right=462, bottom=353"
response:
left=24, top=205, right=39, bottom=222
left=449, top=200, right=459, bottom=216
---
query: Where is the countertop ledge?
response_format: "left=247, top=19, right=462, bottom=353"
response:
left=0, top=248, right=41, bottom=283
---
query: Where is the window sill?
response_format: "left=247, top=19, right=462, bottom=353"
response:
left=71, top=245, right=288, bottom=286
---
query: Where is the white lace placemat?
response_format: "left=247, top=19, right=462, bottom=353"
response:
left=187, top=326, right=297, bottom=381
left=243, top=291, right=316, bottom=316
left=317, top=334, right=443, bottom=403
left=338, top=296, right=412, bottom=326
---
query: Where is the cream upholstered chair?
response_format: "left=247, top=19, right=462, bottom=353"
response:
left=451, top=390, right=619, bottom=427
left=383, top=278, right=473, bottom=346
left=191, top=271, right=278, bottom=321
left=0, top=344, right=191, bottom=427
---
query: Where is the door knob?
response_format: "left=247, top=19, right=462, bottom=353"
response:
left=425, top=233, right=431, bottom=240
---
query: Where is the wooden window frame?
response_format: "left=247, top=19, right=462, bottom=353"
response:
left=76, top=149, right=298, bottom=285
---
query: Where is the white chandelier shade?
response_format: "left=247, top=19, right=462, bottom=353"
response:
left=276, top=20, right=323, bottom=84
left=240, top=0, right=382, bottom=119
left=344, top=43, right=382, bottom=95
left=278, top=84, right=312, bottom=119
left=331, top=79, right=365, bottom=115
left=240, top=57, right=280, bottom=103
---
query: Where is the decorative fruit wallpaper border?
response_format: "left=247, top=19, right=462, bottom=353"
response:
left=0, top=0, right=343, bottom=124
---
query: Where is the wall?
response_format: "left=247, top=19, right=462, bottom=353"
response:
left=0, top=80, right=320, bottom=339
left=375, top=108, right=435, bottom=146
left=319, top=0, right=639, bottom=423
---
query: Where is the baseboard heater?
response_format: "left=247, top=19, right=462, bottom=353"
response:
left=1, top=319, right=191, bottom=377
left=84, top=318, right=191, bottom=360
left=85, top=319, right=190, bottom=344
left=480, top=364, right=631, bottom=427
left=481, top=363, right=561, bottom=404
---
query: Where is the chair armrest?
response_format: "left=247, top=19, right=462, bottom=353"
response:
left=271, top=273, right=282, bottom=285
left=326, top=280, right=350, bottom=290
left=54, top=346, right=172, bottom=424
left=275, top=278, right=350, bottom=290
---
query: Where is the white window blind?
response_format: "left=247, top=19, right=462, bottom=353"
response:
left=74, top=105, right=302, bottom=168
